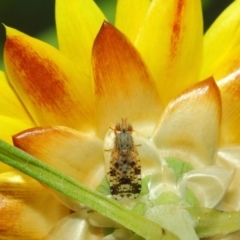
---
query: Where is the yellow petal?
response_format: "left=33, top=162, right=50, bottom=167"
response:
left=152, top=77, right=221, bottom=167
left=4, top=27, right=94, bottom=132
left=115, top=0, right=150, bottom=43
left=213, top=46, right=240, bottom=81
left=92, top=22, right=163, bottom=137
left=201, top=0, right=240, bottom=79
left=0, top=171, right=70, bottom=239
left=13, top=126, right=104, bottom=190
left=43, top=212, right=103, bottom=240
left=135, top=0, right=203, bottom=105
left=0, top=118, right=15, bottom=173
left=0, top=162, right=13, bottom=174
left=56, top=0, right=105, bottom=77
left=0, top=70, right=34, bottom=147
left=0, top=74, right=34, bottom=170
left=0, top=116, right=32, bottom=144
left=0, top=70, right=34, bottom=126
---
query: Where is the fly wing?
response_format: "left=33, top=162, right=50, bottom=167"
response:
left=126, top=146, right=141, bottom=199
left=109, top=146, right=141, bottom=200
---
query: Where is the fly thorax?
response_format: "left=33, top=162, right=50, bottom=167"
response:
left=115, top=131, right=133, bottom=155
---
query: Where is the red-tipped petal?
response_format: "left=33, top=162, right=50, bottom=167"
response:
left=92, top=22, right=162, bottom=137
left=13, top=126, right=104, bottom=190
left=4, top=27, right=94, bottom=132
left=210, top=46, right=240, bottom=145
left=217, top=71, right=240, bottom=146
left=0, top=171, right=69, bottom=239
left=13, top=126, right=105, bottom=211
left=152, top=77, right=221, bottom=167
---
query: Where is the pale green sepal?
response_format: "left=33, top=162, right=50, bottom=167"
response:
left=132, top=202, right=147, bottom=216
left=145, top=204, right=198, bottom=240
left=103, top=228, right=114, bottom=236
left=0, top=139, right=178, bottom=240
left=140, top=175, right=151, bottom=196
left=153, top=192, right=181, bottom=205
left=166, top=157, right=194, bottom=181
left=185, top=188, right=200, bottom=207
left=132, top=192, right=182, bottom=217
left=188, top=207, right=240, bottom=238
left=102, top=229, right=134, bottom=240
left=129, top=234, right=145, bottom=240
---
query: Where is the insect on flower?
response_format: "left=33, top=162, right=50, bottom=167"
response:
left=107, top=119, right=141, bottom=200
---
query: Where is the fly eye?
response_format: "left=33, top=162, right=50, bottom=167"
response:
left=115, top=122, right=121, bottom=131
left=128, top=123, right=133, bottom=131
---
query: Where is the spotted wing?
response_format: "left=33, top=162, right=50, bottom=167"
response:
left=109, top=146, right=141, bottom=200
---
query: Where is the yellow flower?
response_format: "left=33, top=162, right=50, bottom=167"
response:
left=1, top=0, right=240, bottom=239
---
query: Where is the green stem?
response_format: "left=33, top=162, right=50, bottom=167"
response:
left=0, top=139, right=177, bottom=240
